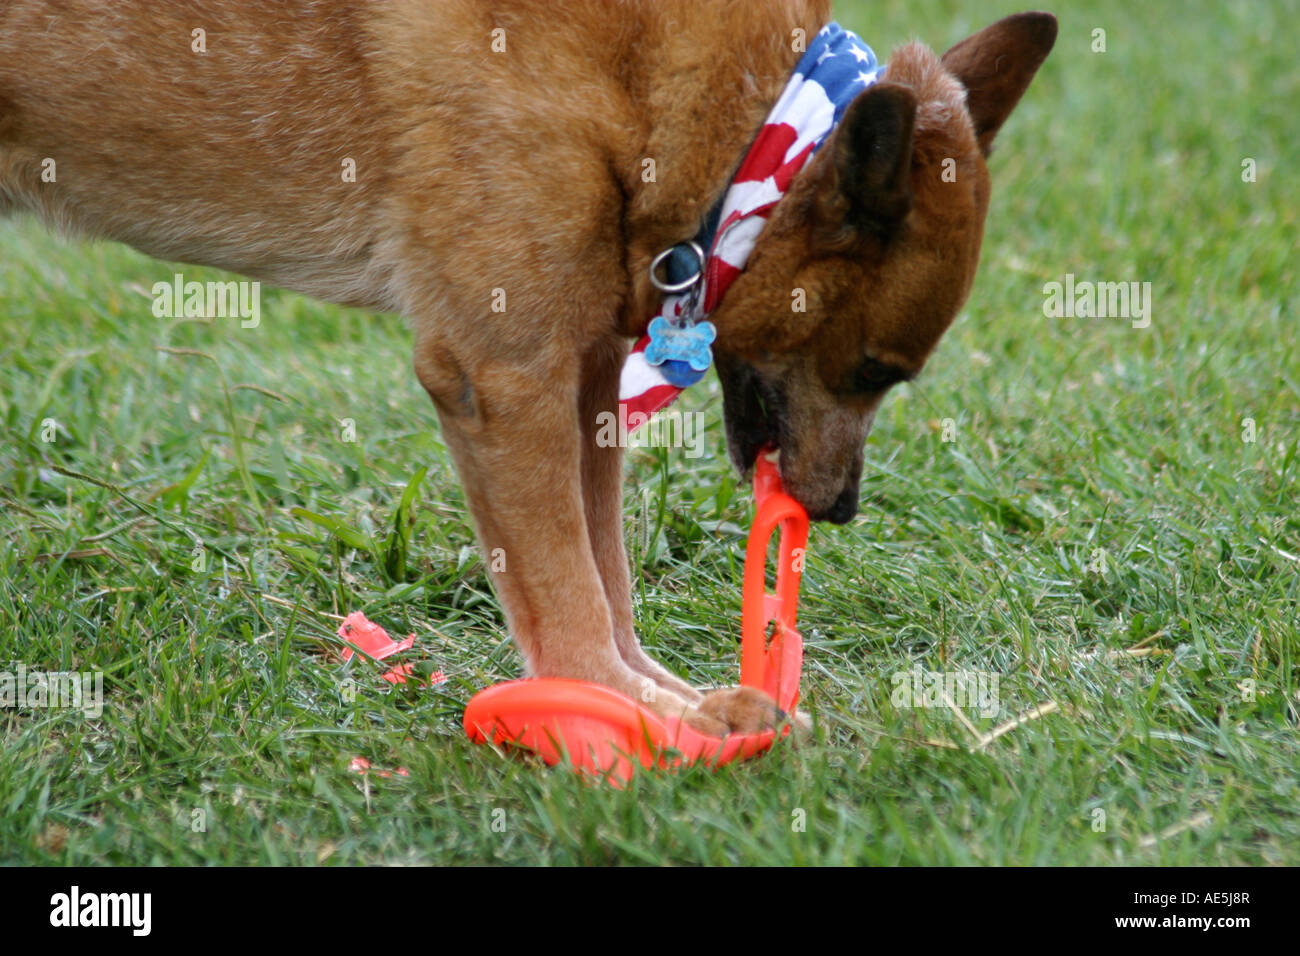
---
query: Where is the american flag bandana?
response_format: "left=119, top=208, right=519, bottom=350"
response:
left=617, top=22, right=884, bottom=431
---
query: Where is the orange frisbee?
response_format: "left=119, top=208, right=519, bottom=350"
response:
left=463, top=452, right=809, bottom=784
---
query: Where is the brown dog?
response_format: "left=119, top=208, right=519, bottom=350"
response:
left=0, top=2, right=1055, bottom=735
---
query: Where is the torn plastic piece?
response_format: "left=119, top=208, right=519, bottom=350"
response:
left=337, top=611, right=414, bottom=662
left=381, top=662, right=448, bottom=687
left=348, top=757, right=409, bottom=778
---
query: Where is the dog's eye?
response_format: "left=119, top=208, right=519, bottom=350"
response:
left=854, top=357, right=911, bottom=393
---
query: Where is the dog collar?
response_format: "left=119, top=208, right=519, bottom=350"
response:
left=620, top=22, right=884, bottom=428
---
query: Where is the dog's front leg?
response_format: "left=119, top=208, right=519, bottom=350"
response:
left=575, top=335, right=789, bottom=735
left=414, top=330, right=713, bottom=727
left=577, top=336, right=703, bottom=705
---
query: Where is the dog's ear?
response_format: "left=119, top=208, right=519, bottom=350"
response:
left=816, top=82, right=917, bottom=247
left=941, top=11, right=1058, bottom=155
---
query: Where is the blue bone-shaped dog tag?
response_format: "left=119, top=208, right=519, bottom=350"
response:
left=644, top=316, right=717, bottom=387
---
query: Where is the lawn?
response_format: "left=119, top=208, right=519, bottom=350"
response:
left=1, top=0, right=1296, bottom=865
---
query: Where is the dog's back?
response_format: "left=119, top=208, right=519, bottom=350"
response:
left=0, top=0, right=396, bottom=306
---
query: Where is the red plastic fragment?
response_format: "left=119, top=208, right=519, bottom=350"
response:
left=380, top=663, right=448, bottom=687
left=337, top=611, right=415, bottom=662
left=348, top=757, right=409, bottom=778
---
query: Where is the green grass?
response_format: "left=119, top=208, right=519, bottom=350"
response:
left=1, top=0, right=1297, bottom=865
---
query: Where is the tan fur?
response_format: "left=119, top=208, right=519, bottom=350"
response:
left=0, top=2, right=1054, bottom=734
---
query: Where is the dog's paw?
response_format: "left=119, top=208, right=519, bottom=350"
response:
left=685, top=685, right=786, bottom=736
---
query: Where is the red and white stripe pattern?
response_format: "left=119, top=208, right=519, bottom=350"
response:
left=618, top=23, right=882, bottom=430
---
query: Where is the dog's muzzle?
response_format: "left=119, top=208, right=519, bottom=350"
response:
left=717, top=353, right=868, bottom=524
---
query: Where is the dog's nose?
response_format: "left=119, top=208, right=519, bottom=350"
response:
left=824, top=486, right=859, bottom=525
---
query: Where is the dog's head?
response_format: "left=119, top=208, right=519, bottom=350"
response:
left=712, top=12, right=1057, bottom=521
